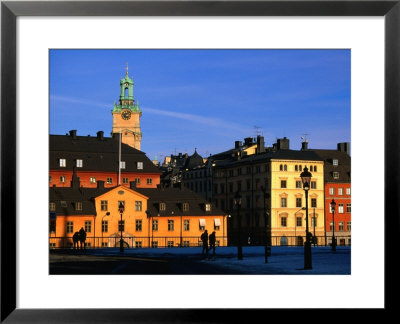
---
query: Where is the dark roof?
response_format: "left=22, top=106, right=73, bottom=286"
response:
left=49, top=186, right=113, bottom=215
left=311, top=149, right=351, bottom=183
left=50, top=133, right=161, bottom=174
left=213, top=149, right=323, bottom=168
left=136, top=186, right=224, bottom=217
left=183, top=150, right=204, bottom=170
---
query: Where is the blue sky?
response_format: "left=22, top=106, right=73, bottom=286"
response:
left=49, top=49, right=351, bottom=161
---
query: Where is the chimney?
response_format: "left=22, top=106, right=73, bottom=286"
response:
left=277, top=137, right=290, bottom=150
left=257, top=136, right=265, bottom=153
left=235, top=141, right=242, bottom=149
left=70, top=168, right=80, bottom=188
left=97, top=180, right=105, bottom=189
left=69, top=130, right=77, bottom=139
left=130, top=181, right=136, bottom=190
left=97, top=131, right=104, bottom=140
left=337, top=142, right=350, bottom=155
left=244, top=137, right=253, bottom=147
left=301, top=140, right=308, bottom=151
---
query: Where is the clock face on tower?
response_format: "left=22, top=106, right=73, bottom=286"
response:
left=121, top=109, right=131, bottom=120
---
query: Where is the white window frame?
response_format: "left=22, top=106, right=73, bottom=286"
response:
left=76, top=159, right=83, bottom=168
left=333, top=159, right=339, bottom=166
left=205, top=203, right=211, bottom=212
left=90, top=177, right=96, bottom=183
left=329, top=187, right=335, bottom=195
left=338, top=203, right=344, bottom=213
left=137, top=162, right=143, bottom=170
left=59, top=158, right=66, bottom=167
left=346, top=187, right=351, bottom=195
left=120, top=161, right=126, bottom=169
left=338, top=188, right=343, bottom=195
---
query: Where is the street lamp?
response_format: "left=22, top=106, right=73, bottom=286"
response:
left=330, top=199, right=337, bottom=252
left=101, top=212, right=110, bottom=248
left=234, top=191, right=243, bottom=260
left=118, top=201, right=125, bottom=252
left=313, top=207, right=316, bottom=247
left=300, top=166, right=312, bottom=270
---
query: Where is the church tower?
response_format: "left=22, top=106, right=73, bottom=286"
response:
left=111, top=64, right=142, bottom=150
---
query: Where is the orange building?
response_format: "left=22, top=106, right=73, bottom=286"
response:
left=49, top=175, right=227, bottom=249
left=49, top=130, right=161, bottom=189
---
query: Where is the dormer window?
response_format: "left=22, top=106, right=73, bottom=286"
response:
left=60, top=201, right=67, bottom=207
left=160, top=202, right=166, bottom=211
left=333, top=172, right=340, bottom=179
left=120, top=161, right=126, bottom=169
left=76, top=159, right=83, bottom=168
left=137, top=162, right=143, bottom=170
left=59, top=159, right=66, bottom=167
left=75, top=202, right=82, bottom=211
left=205, top=203, right=211, bottom=212
left=183, top=203, right=189, bottom=212
left=333, top=159, right=339, bottom=166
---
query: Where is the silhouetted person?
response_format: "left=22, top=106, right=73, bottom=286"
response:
left=72, top=232, right=80, bottom=249
left=79, top=227, right=86, bottom=249
left=201, top=230, right=208, bottom=255
left=208, top=231, right=216, bottom=255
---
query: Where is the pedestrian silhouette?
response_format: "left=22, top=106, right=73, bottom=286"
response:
left=208, top=231, right=216, bottom=255
left=79, top=227, right=87, bottom=249
left=200, top=230, right=209, bottom=256
left=72, top=232, right=80, bottom=249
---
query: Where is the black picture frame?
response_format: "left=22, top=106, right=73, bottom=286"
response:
left=1, top=0, right=398, bottom=322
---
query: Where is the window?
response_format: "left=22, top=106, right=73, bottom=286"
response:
left=85, top=221, right=91, bottom=233
left=338, top=203, right=344, bottom=213
left=49, top=176, right=52, bottom=183
left=314, top=166, right=317, bottom=172
left=311, top=181, right=316, bottom=189
left=280, top=164, right=283, bottom=171
left=256, top=166, right=261, bottom=173
left=220, top=183, right=225, bottom=194
left=183, top=203, right=189, bottom=211
left=183, top=241, right=190, bottom=247
left=329, top=187, right=335, bottom=195
left=159, top=202, right=166, bottom=211
left=101, top=200, right=108, bottom=211
left=90, top=177, right=96, bottom=184
left=246, top=167, right=251, bottom=174
left=151, top=241, right=158, bottom=248
left=346, top=187, right=351, bottom=195
left=135, top=219, right=142, bottom=231
left=199, top=219, right=206, bottom=231
left=295, top=165, right=298, bottom=171
left=284, top=165, right=287, bottom=171
left=168, top=220, right=174, bottom=231
left=59, top=159, right=66, bottom=167
left=296, top=181, right=302, bottom=189
left=122, top=177, right=129, bottom=184
left=347, top=221, right=351, bottom=231
left=339, top=222, right=345, bottom=231
left=346, top=203, right=351, bottom=213
left=214, top=218, right=221, bottom=230
left=75, top=202, right=82, bottom=211
left=229, top=183, right=233, bottom=193
left=102, top=221, right=108, bottom=233
left=184, top=220, right=190, bottom=231
left=60, top=176, right=66, bottom=183
left=49, top=202, right=56, bottom=212
left=281, top=180, right=287, bottom=188
left=152, top=219, right=158, bottom=231
left=333, top=159, right=339, bottom=166
left=167, top=241, right=174, bottom=248
left=296, top=217, right=302, bottom=227
left=106, top=177, right=113, bottom=184
left=60, top=201, right=67, bottom=207
left=281, top=198, right=287, bottom=207
left=330, top=222, right=335, bottom=231
left=135, top=241, right=142, bottom=248
left=333, top=172, right=339, bottom=179
left=147, top=178, right=152, bottom=185
left=296, top=198, right=302, bottom=208
left=66, top=221, right=73, bottom=233
left=229, top=170, right=234, bottom=177
left=135, top=201, right=142, bottom=211
left=281, top=217, right=287, bottom=227
left=76, top=159, right=83, bottom=168
left=311, top=217, right=317, bottom=227
left=310, top=166, right=313, bottom=172
left=137, top=162, right=143, bottom=169
left=118, top=220, right=125, bottom=232
left=135, top=178, right=140, bottom=184
left=120, top=161, right=126, bottom=169
left=338, top=188, right=343, bottom=195
left=311, top=198, right=317, bottom=208
left=205, top=203, right=211, bottom=212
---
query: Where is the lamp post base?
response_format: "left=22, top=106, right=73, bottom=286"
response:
left=120, top=239, right=124, bottom=253
left=304, top=241, right=312, bottom=270
left=238, top=245, right=243, bottom=260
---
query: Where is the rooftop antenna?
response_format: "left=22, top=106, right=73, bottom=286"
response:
left=301, top=133, right=310, bottom=142
left=254, top=125, right=262, bottom=137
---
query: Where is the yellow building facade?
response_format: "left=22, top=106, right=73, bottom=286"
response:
left=270, top=159, right=325, bottom=246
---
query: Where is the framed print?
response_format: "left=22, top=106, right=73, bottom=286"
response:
left=1, top=0, right=399, bottom=322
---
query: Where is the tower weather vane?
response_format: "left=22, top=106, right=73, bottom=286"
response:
left=125, top=62, right=129, bottom=75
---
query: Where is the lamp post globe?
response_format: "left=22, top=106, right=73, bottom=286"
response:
left=330, top=199, right=337, bottom=252
left=118, top=202, right=125, bottom=253
left=234, top=191, right=243, bottom=260
left=300, top=166, right=312, bottom=270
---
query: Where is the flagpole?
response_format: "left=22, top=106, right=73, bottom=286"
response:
left=118, top=129, right=121, bottom=185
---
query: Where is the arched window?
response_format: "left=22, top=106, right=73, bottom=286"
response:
left=284, top=165, right=287, bottom=171
left=295, top=165, right=298, bottom=171
left=314, top=166, right=317, bottom=172
left=299, top=165, right=302, bottom=171
left=280, top=164, right=283, bottom=171
left=310, top=166, right=313, bottom=172
left=280, top=236, right=288, bottom=246
left=125, top=87, right=129, bottom=98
